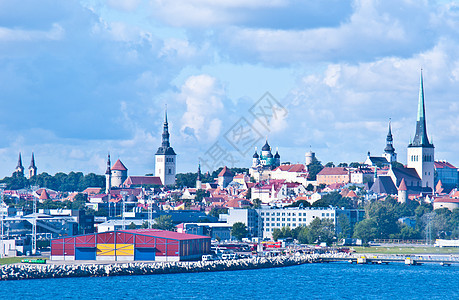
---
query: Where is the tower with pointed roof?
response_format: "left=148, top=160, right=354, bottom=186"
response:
left=407, top=70, right=434, bottom=189
left=105, top=153, right=111, bottom=193
left=14, top=153, right=24, bottom=176
left=383, top=121, right=397, bottom=163
left=155, top=109, right=176, bottom=186
left=28, top=152, right=37, bottom=179
left=196, top=163, right=202, bottom=190
left=111, top=158, right=128, bottom=188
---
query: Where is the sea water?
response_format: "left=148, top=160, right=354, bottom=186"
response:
left=1, top=262, right=458, bottom=299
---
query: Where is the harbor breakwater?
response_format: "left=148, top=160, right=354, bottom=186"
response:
left=0, top=255, right=319, bottom=281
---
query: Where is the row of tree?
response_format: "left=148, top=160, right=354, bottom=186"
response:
left=1, top=172, right=105, bottom=191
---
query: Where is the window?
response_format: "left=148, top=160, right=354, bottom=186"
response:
left=287, top=218, right=290, bottom=221
left=277, top=218, right=280, bottom=221
left=168, top=169, right=172, bottom=174
left=298, top=218, right=302, bottom=221
left=292, top=224, right=296, bottom=227
left=282, top=213, right=285, bottom=216
left=282, top=218, right=285, bottom=221
left=292, top=218, right=296, bottom=221
left=261, top=212, right=264, bottom=216
left=322, top=213, right=325, bottom=216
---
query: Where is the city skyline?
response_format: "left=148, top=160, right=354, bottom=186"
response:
left=2, top=0, right=459, bottom=178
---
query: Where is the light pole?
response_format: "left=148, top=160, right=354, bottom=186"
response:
left=148, top=195, right=153, bottom=229
left=121, top=191, right=127, bottom=230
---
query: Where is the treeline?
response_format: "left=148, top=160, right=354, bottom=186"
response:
left=275, top=196, right=459, bottom=244
left=175, top=167, right=249, bottom=188
left=0, top=172, right=105, bottom=192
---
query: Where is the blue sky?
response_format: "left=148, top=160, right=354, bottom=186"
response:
left=1, top=0, right=459, bottom=178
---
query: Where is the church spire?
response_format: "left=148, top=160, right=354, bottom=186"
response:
left=410, top=70, right=433, bottom=147
left=16, top=153, right=23, bottom=169
left=384, top=120, right=395, bottom=153
left=29, top=152, right=36, bottom=169
left=105, top=153, right=111, bottom=175
left=162, top=108, right=170, bottom=148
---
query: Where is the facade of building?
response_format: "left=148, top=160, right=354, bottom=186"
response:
left=316, top=167, right=350, bottom=185
left=218, top=166, right=234, bottom=188
left=155, top=110, right=176, bottom=186
left=407, top=71, right=435, bottom=189
left=259, top=207, right=365, bottom=239
left=50, top=229, right=211, bottom=262
left=434, top=161, right=458, bottom=190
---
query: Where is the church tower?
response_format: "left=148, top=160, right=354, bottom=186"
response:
left=14, top=153, right=24, bottom=176
left=28, top=152, right=37, bottom=178
left=196, top=163, right=202, bottom=190
left=155, top=109, right=176, bottom=186
left=407, top=70, right=434, bottom=189
left=105, top=153, right=111, bottom=194
left=383, top=121, right=397, bottom=163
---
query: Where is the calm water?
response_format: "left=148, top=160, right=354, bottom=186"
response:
left=1, top=262, right=458, bottom=299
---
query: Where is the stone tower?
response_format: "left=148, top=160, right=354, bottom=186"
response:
left=383, top=121, right=397, bottom=163
left=155, top=109, right=176, bottom=186
left=28, top=152, right=37, bottom=178
left=407, top=71, right=434, bottom=190
left=111, top=159, right=128, bottom=188
left=398, top=178, right=408, bottom=203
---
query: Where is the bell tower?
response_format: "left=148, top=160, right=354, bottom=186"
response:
left=407, top=70, right=434, bottom=189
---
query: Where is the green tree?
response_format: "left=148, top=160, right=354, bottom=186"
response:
left=209, top=207, right=228, bottom=219
left=337, top=214, right=352, bottom=239
left=128, top=222, right=137, bottom=229
left=195, top=189, right=210, bottom=202
left=72, top=193, right=88, bottom=210
left=307, top=218, right=335, bottom=245
left=252, top=198, right=262, bottom=208
left=297, top=226, right=309, bottom=244
left=353, top=218, right=378, bottom=243
left=272, top=228, right=282, bottom=241
left=231, top=222, right=248, bottom=241
left=307, top=157, right=323, bottom=181
left=324, top=162, right=335, bottom=168
left=152, top=215, right=175, bottom=231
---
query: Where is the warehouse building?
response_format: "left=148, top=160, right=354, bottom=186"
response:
left=51, top=229, right=210, bottom=262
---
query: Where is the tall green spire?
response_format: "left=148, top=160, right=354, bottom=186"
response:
left=410, top=70, right=433, bottom=148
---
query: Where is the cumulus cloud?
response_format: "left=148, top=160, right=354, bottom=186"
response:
left=178, top=75, right=225, bottom=142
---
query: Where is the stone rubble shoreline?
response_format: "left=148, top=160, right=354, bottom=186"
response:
left=0, top=254, right=320, bottom=281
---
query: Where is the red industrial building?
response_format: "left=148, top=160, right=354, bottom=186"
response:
left=51, top=229, right=211, bottom=262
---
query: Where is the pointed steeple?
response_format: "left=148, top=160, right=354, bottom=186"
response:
left=162, top=108, right=170, bottom=148
left=105, top=153, right=111, bottom=175
left=410, top=70, right=433, bottom=147
left=16, top=153, right=23, bottom=169
left=384, top=120, right=395, bottom=153
left=197, top=162, right=201, bottom=181
left=29, top=152, right=36, bottom=169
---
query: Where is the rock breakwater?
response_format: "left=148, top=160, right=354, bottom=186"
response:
left=0, top=255, right=319, bottom=281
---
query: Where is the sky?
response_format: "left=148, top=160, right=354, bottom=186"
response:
left=1, top=0, right=459, bottom=178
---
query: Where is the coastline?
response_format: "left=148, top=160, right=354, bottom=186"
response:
left=0, top=255, right=318, bottom=281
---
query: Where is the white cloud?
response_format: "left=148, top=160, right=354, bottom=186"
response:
left=178, top=75, right=225, bottom=142
left=0, top=23, right=64, bottom=41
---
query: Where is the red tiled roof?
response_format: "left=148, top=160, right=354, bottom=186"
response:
left=124, top=176, right=162, bottom=186
left=39, top=189, right=49, bottom=200
left=346, top=190, right=357, bottom=198
left=318, top=167, right=348, bottom=176
left=218, top=166, right=233, bottom=177
left=83, top=187, right=102, bottom=195
left=274, top=164, right=307, bottom=172
left=434, top=197, right=459, bottom=203
left=112, top=159, right=127, bottom=171
left=398, top=178, right=407, bottom=191
left=434, top=161, right=457, bottom=169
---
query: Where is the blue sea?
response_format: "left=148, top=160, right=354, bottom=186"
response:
left=1, top=262, right=458, bottom=299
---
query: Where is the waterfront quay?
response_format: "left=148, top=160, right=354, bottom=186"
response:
left=320, top=253, right=459, bottom=266
left=0, top=255, right=317, bottom=281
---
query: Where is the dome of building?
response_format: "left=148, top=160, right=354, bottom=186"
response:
left=253, top=151, right=259, bottom=158
left=262, top=140, right=271, bottom=151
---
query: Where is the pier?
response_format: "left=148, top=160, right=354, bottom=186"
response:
left=319, top=254, right=459, bottom=266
